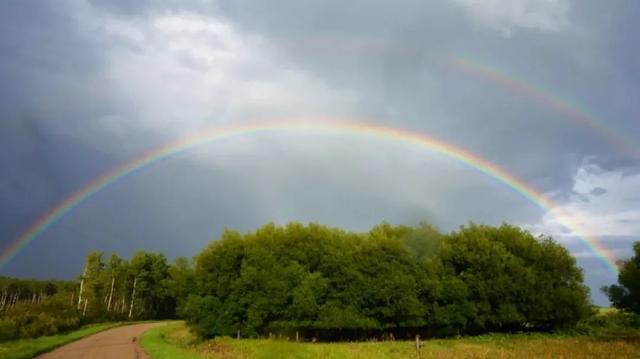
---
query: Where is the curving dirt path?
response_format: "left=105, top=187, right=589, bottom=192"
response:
left=37, top=322, right=164, bottom=359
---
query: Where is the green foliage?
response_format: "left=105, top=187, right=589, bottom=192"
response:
left=129, top=252, right=175, bottom=319
left=571, top=309, right=640, bottom=337
left=603, top=241, right=640, bottom=314
left=183, top=222, right=593, bottom=339
left=439, top=223, right=592, bottom=332
left=0, top=249, right=195, bottom=342
left=168, top=257, right=196, bottom=316
left=74, top=250, right=187, bottom=323
left=1, top=221, right=595, bottom=343
left=0, top=278, right=80, bottom=341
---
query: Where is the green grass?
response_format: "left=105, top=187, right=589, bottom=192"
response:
left=0, top=322, right=122, bottom=359
left=598, top=307, right=619, bottom=315
left=143, top=322, right=640, bottom=359
left=141, top=322, right=203, bottom=359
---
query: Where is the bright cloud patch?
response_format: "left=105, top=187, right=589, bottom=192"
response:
left=84, top=11, right=359, bottom=147
left=529, top=160, right=640, bottom=240
left=454, top=0, right=570, bottom=36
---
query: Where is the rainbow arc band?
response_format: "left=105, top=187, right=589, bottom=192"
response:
left=0, top=119, right=618, bottom=273
left=449, top=56, right=639, bottom=159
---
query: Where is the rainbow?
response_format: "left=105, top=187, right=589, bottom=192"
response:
left=449, top=56, right=639, bottom=159
left=0, top=118, right=619, bottom=273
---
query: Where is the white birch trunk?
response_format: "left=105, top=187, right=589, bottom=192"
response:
left=128, top=277, right=137, bottom=319
left=107, top=277, right=115, bottom=311
left=78, top=265, right=87, bottom=309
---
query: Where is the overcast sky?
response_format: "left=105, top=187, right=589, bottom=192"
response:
left=1, top=0, right=639, bottom=305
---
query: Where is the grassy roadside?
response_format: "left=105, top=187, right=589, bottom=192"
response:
left=140, top=322, right=202, bottom=359
left=143, top=322, right=640, bottom=359
left=0, top=322, right=123, bottom=359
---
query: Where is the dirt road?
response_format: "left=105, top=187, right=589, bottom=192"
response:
left=37, top=322, right=163, bottom=359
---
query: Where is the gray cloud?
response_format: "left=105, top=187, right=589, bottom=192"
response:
left=1, top=1, right=639, bottom=306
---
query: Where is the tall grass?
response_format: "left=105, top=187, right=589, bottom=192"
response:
left=142, top=322, right=640, bottom=359
left=141, top=322, right=202, bottom=359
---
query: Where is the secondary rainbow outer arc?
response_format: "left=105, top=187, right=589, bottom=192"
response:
left=449, top=56, right=639, bottom=159
left=0, top=119, right=618, bottom=273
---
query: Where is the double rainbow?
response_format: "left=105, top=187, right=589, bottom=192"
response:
left=0, top=119, right=619, bottom=273
left=449, top=56, right=639, bottom=159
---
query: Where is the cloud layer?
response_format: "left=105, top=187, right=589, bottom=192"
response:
left=1, top=1, right=639, bottom=306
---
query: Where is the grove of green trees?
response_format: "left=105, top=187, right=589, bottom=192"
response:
left=2, top=221, right=616, bottom=342
left=183, top=222, right=593, bottom=340
left=603, top=241, right=640, bottom=314
left=0, top=251, right=189, bottom=341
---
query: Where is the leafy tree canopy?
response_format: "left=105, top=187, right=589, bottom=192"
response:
left=603, top=241, right=640, bottom=314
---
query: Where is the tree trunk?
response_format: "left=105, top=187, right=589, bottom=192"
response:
left=107, top=277, right=115, bottom=311
left=128, top=277, right=137, bottom=319
left=78, top=265, right=87, bottom=309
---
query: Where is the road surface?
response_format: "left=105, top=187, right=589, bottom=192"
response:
left=37, top=322, right=163, bottom=359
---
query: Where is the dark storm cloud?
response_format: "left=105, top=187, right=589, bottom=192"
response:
left=205, top=0, right=639, bottom=187
left=0, top=0, right=154, bottom=277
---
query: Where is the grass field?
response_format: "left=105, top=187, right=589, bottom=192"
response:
left=0, top=322, right=121, bottom=359
left=598, top=307, right=619, bottom=315
left=142, top=322, right=640, bottom=359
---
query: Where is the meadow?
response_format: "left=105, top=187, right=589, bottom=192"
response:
left=141, top=322, right=640, bottom=359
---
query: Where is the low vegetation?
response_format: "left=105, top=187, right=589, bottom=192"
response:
left=141, top=322, right=202, bottom=359
left=0, top=277, right=80, bottom=341
left=142, top=321, right=640, bottom=359
left=0, top=322, right=120, bottom=359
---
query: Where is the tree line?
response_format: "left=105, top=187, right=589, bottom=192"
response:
left=73, top=251, right=182, bottom=320
left=3, top=220, right=638, bottom=342
left=0, top=277, right=76, bottom=312
left=182, top=222, right=594, bottom=340
left=0, top=251, right=191, bottom=340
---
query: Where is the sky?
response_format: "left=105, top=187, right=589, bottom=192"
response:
left=0, top=0, right=639, bottom=305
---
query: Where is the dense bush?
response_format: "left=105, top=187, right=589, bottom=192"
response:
left=0, top=294, right=81, bottom=341
left=603, top=241, right=640, bottom=314
left=574, top=310, right=640, bottom=336
left=183, top=222, right=593, bottom=340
